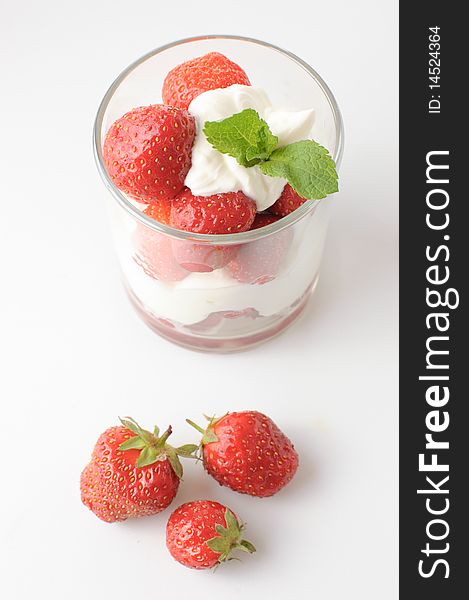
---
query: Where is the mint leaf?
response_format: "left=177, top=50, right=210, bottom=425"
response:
left=204, top=108, right=339, bottom=201
left=259, top=140, right=338, bottom=200
left=204, top=109, right=278, bottom=167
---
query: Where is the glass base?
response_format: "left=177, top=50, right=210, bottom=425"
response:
left=124, top=277, right=318, bottom=353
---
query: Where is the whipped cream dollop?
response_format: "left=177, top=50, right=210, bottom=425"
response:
left=184, top=85, right=315, bottom=211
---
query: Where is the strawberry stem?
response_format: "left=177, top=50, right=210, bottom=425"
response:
left=156, top=425, right=173, bottom=447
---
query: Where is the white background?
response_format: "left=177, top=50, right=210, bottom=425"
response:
left=0, top=1, right=398, bottom=598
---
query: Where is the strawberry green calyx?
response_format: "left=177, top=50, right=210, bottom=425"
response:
left=186, top=415, right=224, bottom=448
left=118, top=417, right=198, bottom=477
left=206, top=509, right=256, bottom=564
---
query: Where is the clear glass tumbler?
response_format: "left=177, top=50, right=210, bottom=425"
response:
left=93, top=36, right=344, bottom=352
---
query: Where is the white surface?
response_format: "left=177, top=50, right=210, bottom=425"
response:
left=0, top=1, right=398, bottom=599
left=186, top=84, right=315, bottom=209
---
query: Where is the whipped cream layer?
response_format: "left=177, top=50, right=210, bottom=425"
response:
left=185, top=85, right=315, bottom=211
left=114, top=200, right=330, bottom=326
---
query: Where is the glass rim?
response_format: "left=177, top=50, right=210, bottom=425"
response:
left=93, top=34, right=344, bottom=244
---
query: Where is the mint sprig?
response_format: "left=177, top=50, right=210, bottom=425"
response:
left=259, top=140, right=338, bottom=200
left=204, top=108, right=278, bottom=167
left=203, top=109, right=338, bottom=200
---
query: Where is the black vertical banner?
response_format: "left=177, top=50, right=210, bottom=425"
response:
left=400, top=3, right=466, bottom=597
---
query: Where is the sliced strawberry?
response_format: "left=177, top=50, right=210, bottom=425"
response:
left=270, top=184, right=308, bottom=217
left=226, top=217, right=292, bottom=285
left=170, top=188, right=256, bottom=234
left=162, top=52, right=251, bottom=110
left=103, top=104, right=195, bottom=203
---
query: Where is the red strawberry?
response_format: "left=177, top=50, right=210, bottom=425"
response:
left=103, top=104, right=195, bottom=203
left=187, top=411, right=299, bottom=498
left=142, top=192, right=240, bottom=273
left=270, top=184, right=307, bottom=217
left=170, top=188, right=256, bottom=234
left=134, top=226, right=189, bottom=282
left=166, top=500, right=255, bottom=569
left=80, top=418, right=197, bottom=523
left=137, top=201, right=190, bottom=281
left=250, top=212, right=281, bottom=229
left=162, top=52, right=251, bottom=110
left=226, top=219, right=292, bottom=285
left=144, top=198, right=172, bottom=225
left=171, top=240, right=236, bottom=273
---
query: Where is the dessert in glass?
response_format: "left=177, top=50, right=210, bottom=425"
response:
left=93, top=36, right=344, bottom=352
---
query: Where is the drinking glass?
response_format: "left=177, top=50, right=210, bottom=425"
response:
left=94, top=35, right=344, bottom=352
